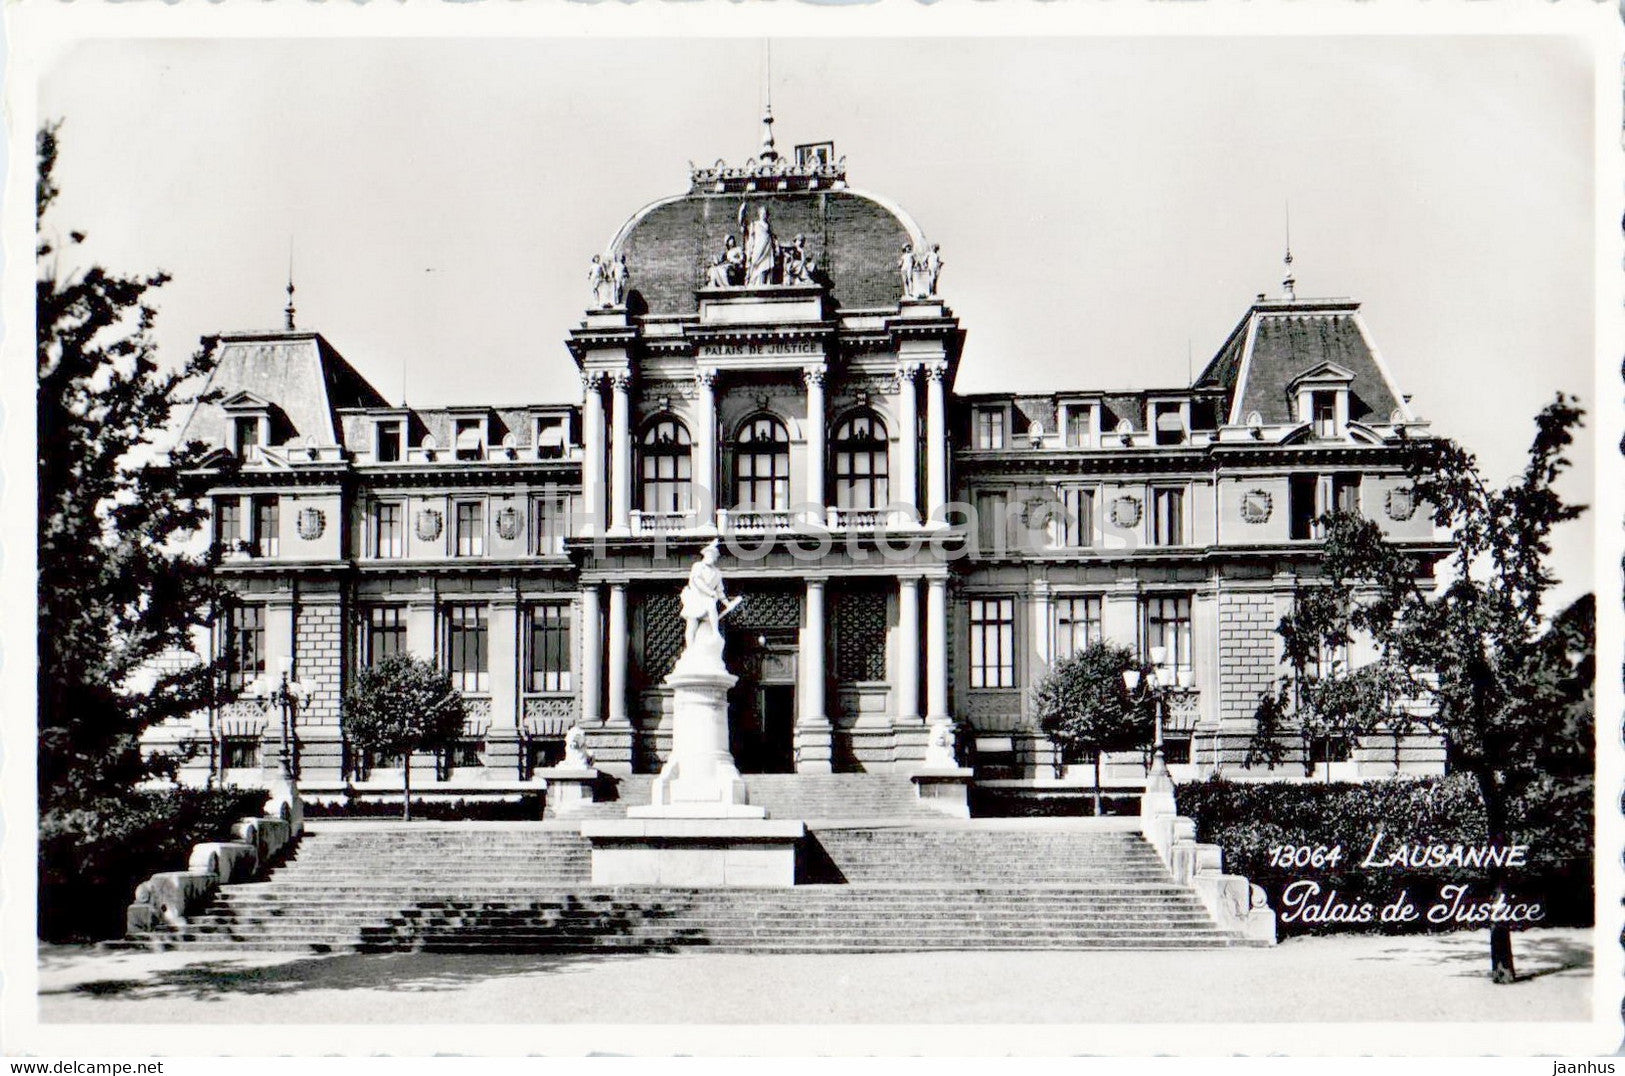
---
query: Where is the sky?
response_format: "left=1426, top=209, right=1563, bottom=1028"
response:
left=36, top=34, right=1599, bottom=605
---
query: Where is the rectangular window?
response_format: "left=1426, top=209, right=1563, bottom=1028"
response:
left=215, top=496, right=242, bottom=551
left=454, top=501, right=485, bottom=557
left=363, top=606, right=406, bottom=667
left=454, top=418, right=486, bottom=461
left=373, top=502, right=404, bottom=558
left=1144, top=595, right=1193, bottom=678
left=968, top=596, right=1016, bottom=689
left=1065, top=407, right=1092, bottom=448
left=1052, top=595, right=1103, bottom=660
left=375, top=421, right=403, bottom=463
left=1332, top=474, right=1361, bottom=516
left=1310, top=734, right=1354, bottom=764
left=224, top=603, right=265, bottom=690
left=233, top=416, right=261, bottom=456
left=1060, top=487, right=1095, bottom=548
left=445, top=605, right=489, bottom=694
left=1150, top=488, right=1185, bottom=546
left=535, top=495, right=573, bottom=556
left=223, top=735, right=260, bottom=770
left=974, top=408, right=1006, bottom=450
left=1153, top=403, right=1186, bottom=446
left=534, top=417, right=568, bottom=459
left=1312, top=392, right=1338, bottom=439
left=975, top=490, right=1008, bottom=554
left=1163, top=736, right=1193, bottom=766
left=528, top=605, right=573, bottom=693
left=253, top=496, right=279, bottom=557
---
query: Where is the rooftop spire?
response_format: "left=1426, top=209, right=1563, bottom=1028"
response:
left=758, top=41, right=778, bottom=162
left=284, top=245, right=297, bottom=330
left=1281, top=203, right=1296, bottom=300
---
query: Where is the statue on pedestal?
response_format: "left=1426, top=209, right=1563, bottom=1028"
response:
left=921, top=244, right=943, bottom=295
left=588, top=255, right=615, bottom=308
left=679, top=539, right=743, bottom=652
left=563, top=724, right=594, bottom=769
left=608, top=253, right=630, bottom=306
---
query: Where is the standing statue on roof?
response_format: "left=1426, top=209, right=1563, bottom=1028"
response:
left=608, top=253, right=630, bottom=307
left=742, top=203, right=777, bottom=287
left=921, top=243, right=943, bottom=296
left=589, top=255, right=614, bottom=309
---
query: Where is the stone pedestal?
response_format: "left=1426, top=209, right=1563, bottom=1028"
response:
left=631, top=641, right=764, bottom=820
left=579, top=818, right=805, bottom=886
left=911, top=767, right=974, bottom=818
left=539, top=768, right=601, bottom=817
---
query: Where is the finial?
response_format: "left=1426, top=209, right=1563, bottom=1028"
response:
left=284, top=242, right=297, bottom=330
left=1281, top=203, right=1296, bottom=300
left=758, top=40, right=778, bottom=162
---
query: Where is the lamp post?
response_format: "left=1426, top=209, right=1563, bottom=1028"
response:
left=1122, top=645, right=1177, bottom=788
left=247, top=658, right=313, bottom=780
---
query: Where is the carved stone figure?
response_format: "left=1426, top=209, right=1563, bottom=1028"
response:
left=723, top=234, right=744, bottom=285
left=922, top=243, right=943, bottom=295
left=743, top=205, right=777, bottom=286
left=608, top=253, right=630, bottom=306
left=588, top=255, right=614, bottom=308
left=705, top=254, right=731, bottom=288
left=563, top=724, right=594, bottom=769
left=678, top=539, right=743, bottom=650
left=898, top=244, right=915, bottom=295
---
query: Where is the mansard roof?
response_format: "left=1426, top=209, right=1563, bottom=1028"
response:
left=180, top=331, right=389, bottom=451
left=1195, top=297, right=1416, bottom=427
left=606, top=164, right=928, bottom=317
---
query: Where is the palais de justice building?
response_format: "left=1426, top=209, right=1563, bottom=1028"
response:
left=167, top=116, right=1447, bottom=794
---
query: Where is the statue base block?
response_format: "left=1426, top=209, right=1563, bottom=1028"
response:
left=579, top=818, right=805, bottom=886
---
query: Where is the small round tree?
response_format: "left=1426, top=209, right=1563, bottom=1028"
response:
left=1033, top=642, right=1154, bottom=815
left=344, top=654, right=467, bottom=820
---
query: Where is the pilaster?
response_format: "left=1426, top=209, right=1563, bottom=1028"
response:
left=796, top=578, right=833, bottom=772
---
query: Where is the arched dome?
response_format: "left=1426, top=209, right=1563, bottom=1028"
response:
left=606, top=183, right=927, bottom=316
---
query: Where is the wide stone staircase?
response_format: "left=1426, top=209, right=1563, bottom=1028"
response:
left=135, top=818, right=1257, bottom=952
left=564, top=773, right=944, bottom=821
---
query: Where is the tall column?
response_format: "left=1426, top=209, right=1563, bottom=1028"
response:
left=694, top=368, right=717, bottom=524
left=606, top=581, right=629, bottom=727
left=803, top=364, right=827, bottom=521
left=895, top=363, right=920, bottom=523
left=796, top=578, right=833, bottom=772
left=609, top=371, right=633, bottom=533
left=924, top=362, right=949, bottom=523
left=579, top=585, right=602, bottom=725
left=895, top=576, right=920, bottom=722
left=925, top=576, right=949, bottom=722
left=1030, top=578, right=1052, bottom=670
left=486, top=596, right=522, bottom=775
left=580, top=372, right=605, bottom=534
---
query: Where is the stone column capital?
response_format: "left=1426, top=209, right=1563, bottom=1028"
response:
left=581, top=370, right=607, bottom=392
left=894, top=361, right=921, bottom=382
left=694, top=367, right=719, bottom=391
left=802, top=363, right=828, bottom=388
left=923, top=361, right=949, bottom=384
left=609, top=371, right=634, bottom=393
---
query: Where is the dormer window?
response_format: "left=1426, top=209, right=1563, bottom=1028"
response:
left=233, top=417, right=261, bottom=456
left=974, top=407, right=1007, bottom=450
left=1063, top=404, right=1094, bottom=448
left=375, top=420, right=403, bottom=463
left=1291, top=363, right=1355, bottom=441
left=453, top=417, right=487, bottom=461
left=1153, top=402, right=1188, bottom=446
left=535, top=416, right=568, bottom=459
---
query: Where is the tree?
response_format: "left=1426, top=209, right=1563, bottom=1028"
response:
left=37, top=120, right=225, bottom=808
left=1277, top=394, right=1587, bottom=983
left=1033, top=642, right=1155, bottom=815
left=344, top=655, right=467, bottom=820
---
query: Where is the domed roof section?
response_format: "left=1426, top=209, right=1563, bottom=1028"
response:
left=606, top=152, right=927, bottom=316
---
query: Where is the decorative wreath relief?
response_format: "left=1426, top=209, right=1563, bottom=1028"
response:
left=1240, top=489, right=1273, bottom=524
left=295, top=506, right=326, bottom=541
left=495, top=505, right=521, bottom=541
left=1109, top=495, right=1142, bottom=529
left=415, top=508, right=444, bottom=542
left=1385, top=487, right=1418, bottom=522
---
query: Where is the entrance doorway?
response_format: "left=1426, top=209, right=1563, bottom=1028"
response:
left=727, top=631, right=797, bottom=773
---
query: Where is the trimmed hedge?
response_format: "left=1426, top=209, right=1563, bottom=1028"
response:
left=39, top=786, right=269, bottom=942
left=1175, top=776, right=1592, bottom=937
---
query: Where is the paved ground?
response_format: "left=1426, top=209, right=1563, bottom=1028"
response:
left=34, top=928, right=1594, bottom=1026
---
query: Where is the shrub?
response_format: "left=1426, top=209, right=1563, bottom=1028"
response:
left=1175, top=776, right=1591, bottom=937
left=39, top=786, right=268, bottom=941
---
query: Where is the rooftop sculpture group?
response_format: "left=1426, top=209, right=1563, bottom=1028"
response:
left=900, top=243, right=943, bottom=300
left=588, top=253, right=630, bottom=309
left=703, top=204, right=820, bottom=289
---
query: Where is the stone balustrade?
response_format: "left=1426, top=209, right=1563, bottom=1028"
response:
left=1139, top=778, right=1276, bottom=944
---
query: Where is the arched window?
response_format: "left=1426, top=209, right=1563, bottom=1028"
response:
left=639, top=417, right=692, bottom=513
left=733, top=414, right=790, bottom=511
left=832, top=411, right=889, bottom=510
